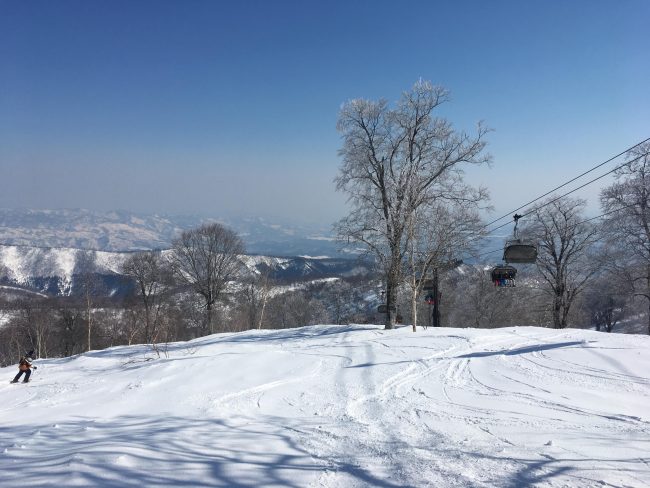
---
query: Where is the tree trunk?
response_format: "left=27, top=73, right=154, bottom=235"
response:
left=144, top=297, right=151, bottom=344
left=384, top=273, right=398, bottom=330
left=258, top=289, right=268, bottom=330
left=552, top=295, right=562, bottom=329
left=432, top=270, right=440, bottom=328
left=646, top=273, right=650, bottom=335
left=86, top=294, right=92, bottom=352
left=207, top=302, right=213, bottom=334
left=411, top=293, right=417, bottom=332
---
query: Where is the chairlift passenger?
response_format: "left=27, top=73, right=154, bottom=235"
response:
left=491, top=264, right=517, bottom=287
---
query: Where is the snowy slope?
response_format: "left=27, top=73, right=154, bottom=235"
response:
left=1, top=325, right=649, bottom=487
left=0, top=245, right=129, bottom=295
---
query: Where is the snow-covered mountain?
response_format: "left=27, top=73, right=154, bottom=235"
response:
left=1, top=324, right=648, bottom=487
left=0, top=245, right=128, bottom=296
left=0, top=208, right=343, bottom=256
left=0, top=244, right=371, bottom=297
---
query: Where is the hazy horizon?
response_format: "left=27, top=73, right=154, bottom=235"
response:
left=1, top=0, right=649, bottom=227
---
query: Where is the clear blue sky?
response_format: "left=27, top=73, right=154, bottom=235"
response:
left=1, top=0, right=648, bottom=226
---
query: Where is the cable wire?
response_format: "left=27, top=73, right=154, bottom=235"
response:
left=481, top=137, right=650, bottom=230
left=514, top=150, right=648, bottom=221
left=473, top=200, right=641, bottom=261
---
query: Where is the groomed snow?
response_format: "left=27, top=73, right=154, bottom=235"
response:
left=1, top=325, right=649, bottom=487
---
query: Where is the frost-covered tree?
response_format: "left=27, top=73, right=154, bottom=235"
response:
left=170, top=223, right=244, bottom=334
left=335, top=80, right=491, bottom=329
left=600, top=142, right=650, bottom=334
left=524, top=197, right=598, bottom=329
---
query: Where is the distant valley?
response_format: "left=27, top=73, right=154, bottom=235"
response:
left=0, top=208, right=345, bottom=256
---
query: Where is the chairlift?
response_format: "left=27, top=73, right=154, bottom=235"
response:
left=503, top=239, right=538, bottom=263
left=491, top=264, right=517, bottom=287
left=503, top=214, right=537, bottom=264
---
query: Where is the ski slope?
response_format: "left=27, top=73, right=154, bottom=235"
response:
left=1, top=325, right=649, bottom=487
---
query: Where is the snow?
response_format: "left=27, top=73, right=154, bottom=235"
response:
left=0, top=245, right=128, bottom=287
left=239, top=254, right=291, bottom=271
left=0, top=246, right=27, bottom=282
left=0, top=285, right=48, bottom=299
left=298, top=255, right=330, bottom=260
left=93, top=249, right=129, bottom=274
left=1, top=325, right=649, bottom=487
left=307, top=236, right=337, bottom=241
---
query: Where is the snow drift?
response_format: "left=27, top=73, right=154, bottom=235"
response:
left=1, top=325, right=649, bottom=487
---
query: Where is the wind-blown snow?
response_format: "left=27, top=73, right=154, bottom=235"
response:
left=1, top=325, right=649, bottom=487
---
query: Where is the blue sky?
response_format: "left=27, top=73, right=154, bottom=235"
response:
left=1, top=0, right=648, bottom=226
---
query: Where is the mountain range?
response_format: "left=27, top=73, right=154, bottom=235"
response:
left=0, top=244, right=371, bottom=299
left=0, top=208, right=345, bottom=256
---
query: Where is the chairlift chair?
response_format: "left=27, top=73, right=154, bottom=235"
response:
left=491, top=264, right=517, bottom=287
left=503, top=213, right=538, bottom=264
left=503, top=239, right=538, bottom=263
left=421, top=279, right=435, bottom=291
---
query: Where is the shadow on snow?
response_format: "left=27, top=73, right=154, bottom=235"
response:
left=0, top=414, right=403, bottom=488
left=455, top=341, right=585, bottom=359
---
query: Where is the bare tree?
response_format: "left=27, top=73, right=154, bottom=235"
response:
left=9, top=299, right=51, bottom=358
left=55, top=299, right=85, bottom=356
left=237, top=269, right=273, bottom=330
left=121, top=305, right=144, bottom=345
left=453, top=267, right=513, bottom=328
left=265, top=290, right=329, bottom=329
left=442, top=264, right=548, bottom=329
left=121, top=250, right=172, bottom=343
left=0, top=316, right=25, bottom=366
left=170, top=223, right=245, bottom=334
left=329, top=279, right=353, bottom=325
left=74, top=250, right=102, bottom=351
left=404, top=203, right=484, bottom=331
left=583, top=273, right=628, bottom=333
left=600, top=142, right=650, bottom=334
left=335, top=80, right=490, bottom=329
left=524, top=197, right=599, bottom=329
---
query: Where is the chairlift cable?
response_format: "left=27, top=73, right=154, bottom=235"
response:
left=473, top=201, right=641, bottom=260
left=574, top=201, right=639, bottom=226
left=481, top=137, right=650, bottom=231
left=474, top=149, right=649, bottom=241
left=392, top=142, right=649, bottom=270
left=445, top=167, right=644, bottom=261
left=513, top=151, right=648, bottom=221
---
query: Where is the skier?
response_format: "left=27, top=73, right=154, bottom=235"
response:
left=11, top=350, right=37, bottom=383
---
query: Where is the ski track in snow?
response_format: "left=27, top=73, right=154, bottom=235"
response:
left=1, top=325, right=650, bottom=487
